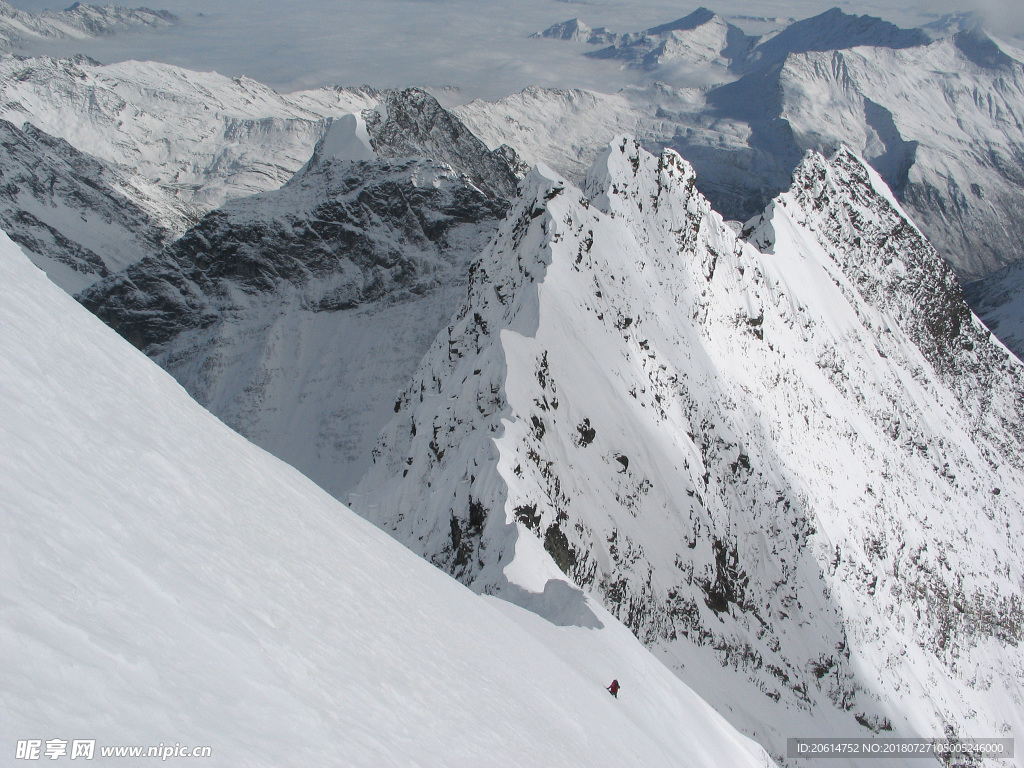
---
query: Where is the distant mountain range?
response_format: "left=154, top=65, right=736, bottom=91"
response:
left=0, top=1, right=176, bottom=48
left=479, top=9, right=1024, bottom=283
left=536, top=6, right=928, bottom=75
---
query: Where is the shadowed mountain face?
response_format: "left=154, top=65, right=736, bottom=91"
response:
left=79, top=156, right=507, bottom=348
left=965, top=257, right=1024, bottom=362
left=78, top=89, right=517, bottom=498
left=0, top=118, right=196, bottom=293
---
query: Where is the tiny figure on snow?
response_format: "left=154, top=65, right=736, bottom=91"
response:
left=607, top=679, right=620, bottom=698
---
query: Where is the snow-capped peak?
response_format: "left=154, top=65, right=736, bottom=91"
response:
left=746, top=6, right=930, bottom=70
left=532, top=18, right=593, bottom=42
left=645, top=7, right=717, bottom=36
left=583, top=135, right=696, bottom=219
left=304, top=112, right=376, bottom=169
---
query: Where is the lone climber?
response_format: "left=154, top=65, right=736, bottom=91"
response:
left=607, top=679, right=620, bottom=698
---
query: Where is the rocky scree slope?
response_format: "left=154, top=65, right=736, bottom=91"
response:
left=351, top=138, right=1024, bottom=764
left=79, top=91, right=518, bottom=497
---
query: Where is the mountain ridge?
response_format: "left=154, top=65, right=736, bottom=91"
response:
left=351, top=137, right=1024, bottom=763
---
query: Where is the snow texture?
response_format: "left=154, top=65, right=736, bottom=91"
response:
left=0, top=230, right=775, bottom=767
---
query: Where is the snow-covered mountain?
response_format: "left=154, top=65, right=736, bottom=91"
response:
left=533, top=17, right=621, bottom=45
left=728, top=27, right=1024, bottom=279
left=965, top=258, right=1024, bottom=362
left=741, top=7, right=929, bottom=72
left=0, top=231, right=775, bottom=768
left=0, top=118, right=197, bottom=292
left=0, top=54, right=377, bottom=210
left=584, top=8, right=757, bottom=75
left=79, top=90, right=517, bottom=498
left=456, top=23, right=1024, bottom=280
left=537, top=7, right=927, bottom=77
left=0, top=1, right=176, bottom=49
left=351, top=138, right=1024, bottom=764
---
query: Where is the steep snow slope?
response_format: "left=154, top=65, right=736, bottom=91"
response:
left=0, top=1, right=176, bottom=48
left=0, top=232, right=775, bottom=768
left=352, top=140, right=1024, bottom=764
left=965, top=258, right=1024, bottom=362
left=0, top=54, right=377, bottom=209
left=79, top=93, right=515, bottom=497
left=0, top=118, right=197, bottom=292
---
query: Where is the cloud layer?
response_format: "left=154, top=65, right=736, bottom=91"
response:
left=5, top=0, right=1019, bottom=100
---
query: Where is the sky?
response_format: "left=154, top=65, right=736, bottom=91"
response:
left=4, top=0, right=1021, bottom=101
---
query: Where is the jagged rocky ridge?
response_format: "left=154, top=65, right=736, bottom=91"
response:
left=0, top=118, right=197, bottom=292
left=351, top=138, right=1024, bottom=763
left=79, top=90, right=517, bottom=497
left=359, top=89, right=522, bottom=199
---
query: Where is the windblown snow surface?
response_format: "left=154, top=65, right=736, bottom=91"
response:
left=0, top=231, right=775, bottom=767
left=352, top=139, right=1024, bottom=766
